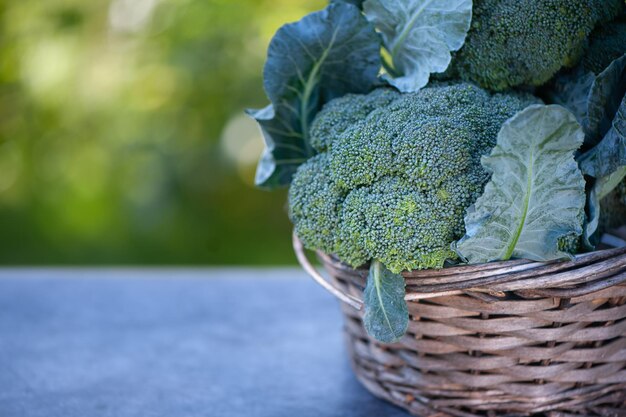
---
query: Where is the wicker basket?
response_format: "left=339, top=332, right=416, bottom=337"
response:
left=293, top=233, right=626, bottom=416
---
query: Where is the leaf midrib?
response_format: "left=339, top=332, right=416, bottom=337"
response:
left=299, top=27, right=339, bottom=156
left=390, top=0, right=436, bottom=63
left=373, top=260, right=395, bottom=334
left=504, top=149, right=533, bottom=260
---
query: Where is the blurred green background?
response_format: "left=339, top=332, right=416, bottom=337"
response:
left=0, top=0, right=326, bottom=264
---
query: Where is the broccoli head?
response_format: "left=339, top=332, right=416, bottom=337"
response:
left=450, top=0, right=624, bottom=91
left=288, top=83, right=539, bottom=272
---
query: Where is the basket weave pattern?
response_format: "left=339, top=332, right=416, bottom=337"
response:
left=318, top=247, right=626, bottom=417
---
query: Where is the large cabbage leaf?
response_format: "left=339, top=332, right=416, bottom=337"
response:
left=363, top=0, right=472, bottom=92
left=455, top=105, right=586, bottom=264
left=248, top=3, right=381, bottom=188
left=363, top=260, right=408, bottom=343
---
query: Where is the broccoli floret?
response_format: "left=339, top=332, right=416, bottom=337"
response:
left=329, top=125, right=394, bottom=189
left=451, top=0, right=624, bottom=91
left=289, top=83, right=539, bottom=272
left=288, top=154, right=343, bottom=256
left=583, top=18, right=626, bottom=74
left=558, top=233, right=581, bottom=254
left=341, top=177, right=458, bottom=272
left=309, top=88, right=399, bottom=152
left=288, top=153, right=369, bottom=267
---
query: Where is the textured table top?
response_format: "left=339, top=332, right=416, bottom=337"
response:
left=0, top=268, right=410, bottom=417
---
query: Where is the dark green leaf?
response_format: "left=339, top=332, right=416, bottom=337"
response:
left=578, top=55, right=626, bottom=246
left=582, top=166, right=626, bottom=247
left=582, top=184, right=601, bottom=250
left=455, top=105, right=586, bottom=263
left=250, top=3, right=382, bottom=188
left=578, top=95, right=626, bottom=179
left=584, top=54, right=626, bottom=148
left=246, top=106, right=305, bottom=187
left=543, top=66, right=595, bottom=127
left=363, top=260, right=408, bottom=343
left=547, top=54, right=626, bottom=247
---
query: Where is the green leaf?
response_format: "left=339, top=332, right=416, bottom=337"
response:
left=582, top=166, right=626, bottom=248
left=584, top=54, right=626, bottom=149
left=363, top=260, right=408, bottom=343
left=578, top=95, right=626, bottom=179
left=249, top=3, right=382, bottom=188
left=246, top=106, right=306, bottom=186
left=546, top=54, right=626, bottom=247
left=596, top=166, right=626, bottom=201
left=578, top=55, right=626, bottom=246
left=582, top=184, right=601, bottom=250
left=455, top=105, right=586, bottom=264
left=363, top=0, right=472, bottom=92
left=544, top=66, right=595, bottom=127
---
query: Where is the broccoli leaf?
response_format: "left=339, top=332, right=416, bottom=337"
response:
left=246, top=106, right=305, bottom=187
left=455, top=105, right=586, bottom=264
left=544, top=66, right=595, bottom=128
left=363, top=260, right=408, bottom=343
left=582, top=166, right=626, bottom=248
left=546, top=54, right=626, bottom=246
left=579, top=97, right=626, bottom=180
left=596, top=166, right=626, bottom=201
left=582, top=185, right=601, bottom=250
left=583, top=54, right=626, bottom=149
left=577, top=56, right=626, bottom=243
left=363, top=0, right=472, bottom=92
left=249, top=2, right=381, bottom=188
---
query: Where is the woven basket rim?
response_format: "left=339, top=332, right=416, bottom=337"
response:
left=315, top=245, right=626, bottom=301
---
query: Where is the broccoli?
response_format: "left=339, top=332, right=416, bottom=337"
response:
left=450, top=0, right=624, bottom=91
left=288, top=83, right=539, bottom=272
left=288, top=153, right=369, bottom=267
left=309, top=88, right=398, bottom=153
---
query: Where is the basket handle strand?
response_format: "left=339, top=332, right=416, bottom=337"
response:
left=292, top=231, right=364, bottom=310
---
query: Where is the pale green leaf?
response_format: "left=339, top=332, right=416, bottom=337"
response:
left=455, top=105, right=586, bottom=264
left=363, top=0, right=472, bottom=92
left=363, top=260, right=408, bottom=343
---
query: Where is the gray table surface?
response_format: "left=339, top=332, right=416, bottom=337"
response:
left=0, top=268, right=410, bottom=417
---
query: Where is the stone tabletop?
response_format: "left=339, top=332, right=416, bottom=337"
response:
left=0, top=268, right=410, bottom=417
